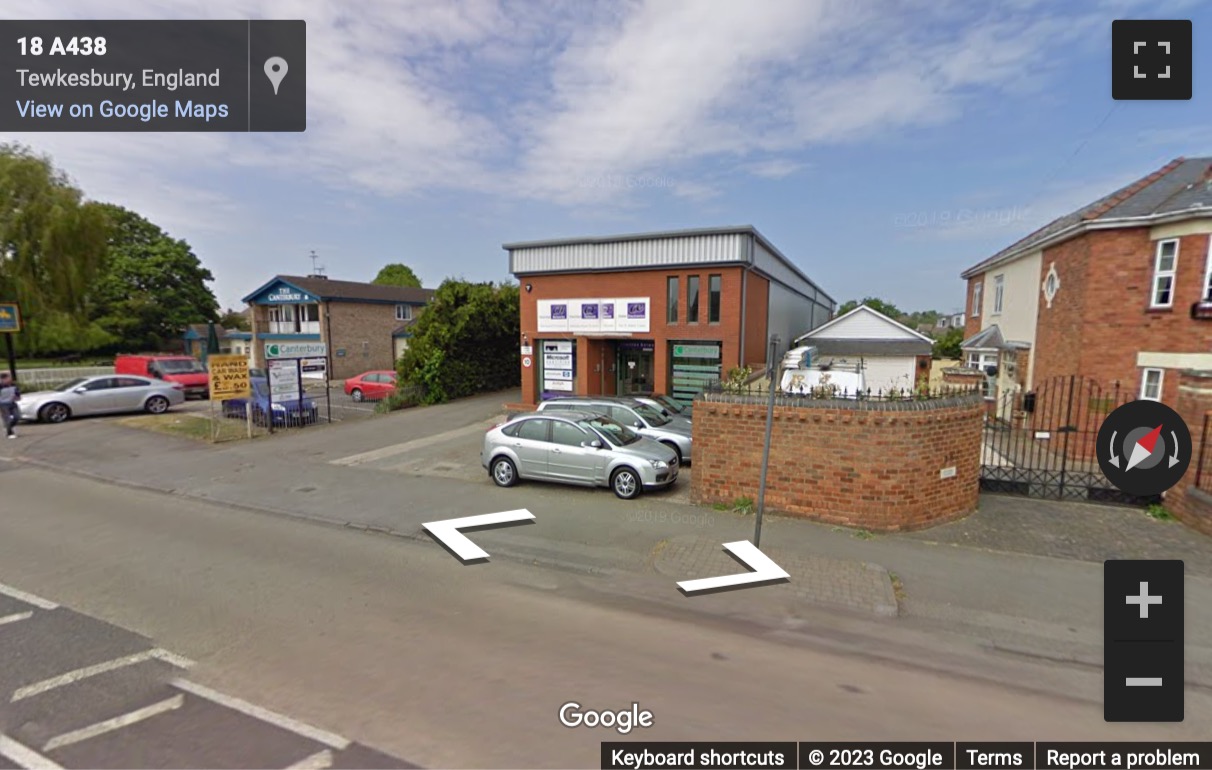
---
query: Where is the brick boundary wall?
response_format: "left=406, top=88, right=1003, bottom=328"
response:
left=690, top=392, right=984, bottom=532
left=1167, top=370, right=1212, bottom=536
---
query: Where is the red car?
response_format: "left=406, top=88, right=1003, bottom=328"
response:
left=344, top=370, right=397, bottom=402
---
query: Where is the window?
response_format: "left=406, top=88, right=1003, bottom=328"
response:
left=551, top=421, right=589, bottom=447
left=1151, top=240, right=1178, bottom=308
left=1141, top=368, right=1164, bottom=401
left=268, top=303, right=320, bottom=334
left=608, top=405, right=641, bottom=427
left=515, top=418, right=551, bottom=442
left=992, top=274, right=1005, bottom=315
left=83, top=378, right=116, bottom=391
left=687, top=276, right=700, bottom=323
left=971, top=281, right=982, bottom=317
left=966, top=351, right=997, bottom=399
left=395, top=304, right=413, bottom=321
left=708, top=274, right=721, bottom=323
left=666, top=277, right=679, bottom=323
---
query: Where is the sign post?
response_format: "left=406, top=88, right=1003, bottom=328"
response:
left=0, top=303, right=22, bottom=380
left=265, top=342, right=323, bottom=432
left=207, top=354, right=251, bottom=442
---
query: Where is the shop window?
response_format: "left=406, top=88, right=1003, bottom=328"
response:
left=708, top=275, right=721, bottom=323
left=687, top=275, right=700, bottom=323
left=667, top=277, right=679, bottom=323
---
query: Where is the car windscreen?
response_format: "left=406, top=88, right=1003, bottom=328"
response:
left=55, top=378, right=88, bottom=391
left=655, top=395, right=684, bottom=413
left=633, top=403, right=669, bottom=426
left=583, top=416, right=640, bottom=446
left=157, top=359, right=207, bottom=374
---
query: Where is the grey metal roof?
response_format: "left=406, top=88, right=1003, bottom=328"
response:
left=811, top=338, right=931, bottom=357
left=962, top=157, right=1212, bottom=278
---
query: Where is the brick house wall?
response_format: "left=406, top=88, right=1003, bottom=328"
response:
left=1168, top=370, right=1212, bottom=536
left=963, top=276, right=982, bottom=339
left=743, top=272, right=770, bottom=369
left=518, top=266, right=765, bottom=404
left=1030, top=235, right=1091, bottom=390
left=690, top=394, right=984, bottom=531
left=325, top=301, right=400, bottom=381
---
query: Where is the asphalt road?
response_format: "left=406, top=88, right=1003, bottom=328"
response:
left=0, top=465, right=1208, bottom=769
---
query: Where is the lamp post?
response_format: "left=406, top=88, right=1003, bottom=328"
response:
left=755, top=334, right=780, bottom=547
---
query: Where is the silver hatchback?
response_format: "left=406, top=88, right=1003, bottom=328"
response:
left=536, top=396, right=693, bottom=464
left=482, top=410, right=679, bottom=499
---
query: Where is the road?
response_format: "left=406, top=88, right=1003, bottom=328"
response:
left=0, top=465, right=1207, bottom=769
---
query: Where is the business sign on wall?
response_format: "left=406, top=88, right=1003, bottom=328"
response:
left=266, top=342, right=328, bottom=359
left=542, top=340, right=574, bottom=392
left=537, top=298, right=649, bottom=333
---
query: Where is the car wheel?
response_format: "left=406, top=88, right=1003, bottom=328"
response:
left=145, top=396, right=170, bottom=414
left=611, top=467, right=642, bottom=500
left=660, top=441, right=683, bottom=464
left=350, top=388, right=363, bottom=402
left=490, top=456, right=518, bottom=487
left=40, top=403, right=70, bottom=424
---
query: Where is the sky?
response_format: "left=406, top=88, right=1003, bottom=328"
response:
left=5, top=0, right=1212, bottom=314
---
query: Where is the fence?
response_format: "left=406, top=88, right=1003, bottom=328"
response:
left=1198, top=412, right=1212, bottom=494
left=699, top=380, right=982, bottom=406
left=17, top=366, right=114, bottom=390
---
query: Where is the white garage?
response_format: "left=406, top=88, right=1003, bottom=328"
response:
left=793, top=305, right=933, bottom=395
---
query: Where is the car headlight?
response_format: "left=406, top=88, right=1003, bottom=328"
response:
left=649, top=459, right=668, bottom=469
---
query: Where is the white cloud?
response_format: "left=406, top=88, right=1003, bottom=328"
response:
left=741, top=160, right=804, bottom=179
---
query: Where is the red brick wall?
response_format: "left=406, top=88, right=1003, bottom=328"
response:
left=1166, top=370, right=1212, bottom=536
left=690, top=395, right=984, bottom=531
left=519, top=267, right=759, bottom=403
left=1032, top=228, right=1212, bottom=405
left=743, top=272, right=769, bottom=369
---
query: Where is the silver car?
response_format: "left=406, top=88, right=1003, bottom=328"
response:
left=536, top=396, right=693, bottom=464
left=482, top=410, right=679, bottom=499
left=19, top=375, right=186, bottom=424
left=632, top=394, right=692, bottom=426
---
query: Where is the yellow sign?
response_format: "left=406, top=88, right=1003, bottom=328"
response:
left=208, top=354, right=251, bottom=399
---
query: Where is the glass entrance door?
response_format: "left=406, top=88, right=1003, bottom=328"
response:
left=617, top=346, right=654, bottom=395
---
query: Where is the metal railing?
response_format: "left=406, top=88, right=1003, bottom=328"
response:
left=1197, top=412, right=1212, bottom=493
left=699, top=380, right=982, bottom=406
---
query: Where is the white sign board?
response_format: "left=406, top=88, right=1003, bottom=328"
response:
left=544, top=379, right=574, bottom=392
left=301, top=357, right=327, bottom=380
left=537, top=298, right=649, bottom=333
left=268, top=359, right=300, bottom=401
left=520, top=345, right=533, bottom=356
left=541, top=340, right=574, bottom=392
left=266, top=341, right=328, bottom=359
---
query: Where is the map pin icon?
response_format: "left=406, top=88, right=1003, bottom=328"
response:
left=264, top=57, right=288, bottom=95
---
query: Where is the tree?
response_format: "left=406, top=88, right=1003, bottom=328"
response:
left=88, top=204, right=219, bottom=352
left=0, top=144, right=111, bottom=355
left=219, top=308, right=250, bottom=331
left=372, top=263, right=423, bottom=288
left=397, top=280, right=519, bottom=404
left=835, top=297, right=903, bottom=320
left=933, top=327, right=964, bottom=360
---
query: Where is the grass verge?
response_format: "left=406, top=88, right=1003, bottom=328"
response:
left=115, top=412, right=260, bottom=442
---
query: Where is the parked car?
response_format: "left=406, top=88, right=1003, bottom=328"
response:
left=482, top=410, right=678, bottom=499
left=222, top=376, right=319, bottom=427
left=18, top=375, right=185, bottom=424
left=344, top=370, right=397, bottom=402
left=536, top=396, right=693, bottom=464
left=115, top=354, right=210, bottom=399
left=633, top=394, right=692, bottom=424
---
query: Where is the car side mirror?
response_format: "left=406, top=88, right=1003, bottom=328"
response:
left=583, top=439, right=602, bottom=449
left=73, top=387, right=87, bottom=393
left=633, top=421, right=643, bottom=429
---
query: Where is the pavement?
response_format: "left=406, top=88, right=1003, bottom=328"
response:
left=0, top=467, right=1208, bottom=769
left=4, top=388, right=1212, bottom=685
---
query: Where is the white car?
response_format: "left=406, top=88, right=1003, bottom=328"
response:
left=19, top=375, right=186, bottom=423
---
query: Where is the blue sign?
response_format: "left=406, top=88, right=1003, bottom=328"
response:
left=581, top=303, right=598, bottom=320
left=627, top=302, right=646, bottom=319
left=0, top=303, right=21, bottom=333
left=551, top=304, right=567, bottom=320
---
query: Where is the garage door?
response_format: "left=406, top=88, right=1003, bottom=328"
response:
left=862, top=356, right=917, bottom=395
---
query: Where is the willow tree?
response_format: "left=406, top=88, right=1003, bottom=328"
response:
left=0, top=144, right=111, bottom=355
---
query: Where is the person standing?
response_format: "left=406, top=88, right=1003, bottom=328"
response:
left=0, top=372, right=20, bottom=438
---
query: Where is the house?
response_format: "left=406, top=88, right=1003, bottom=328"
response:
left=241, top=274, right=435, bottom=380
left=960, top=156, right=1212, bottom=408
left=181, top=324, right=253, bottom=361
left=507, top=226, right=835, bottom=404
left=792, top=304, right=933, bottom=394
left=936, top=312, right=964, bottom=330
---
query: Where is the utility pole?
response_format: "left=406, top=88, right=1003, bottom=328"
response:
left=755, top=334, right=780, bottom=547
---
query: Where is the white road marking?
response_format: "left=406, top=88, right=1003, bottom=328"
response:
left=330, top=418, right=504, bottom=466
left=286, top=749, right=334, bottom=769
left=171, top=679, right=350, bottom=750
left=11, top=648, right=191, bottom=702
left=42, top=694, right=184, bottom=752
left=0, top=611, right=33, bottom=627
left=0, top=583, right=57, bottom=610
left=0, top=734, right=63, bottom=769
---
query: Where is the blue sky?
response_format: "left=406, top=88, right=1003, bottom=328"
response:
left=6, top=0, right=1212, bottom=314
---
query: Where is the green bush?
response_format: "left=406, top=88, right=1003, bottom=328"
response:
left=375, top=389, right=421, bottom=413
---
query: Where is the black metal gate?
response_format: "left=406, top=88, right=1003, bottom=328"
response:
left=980, top=375, right=1160, bottom=506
